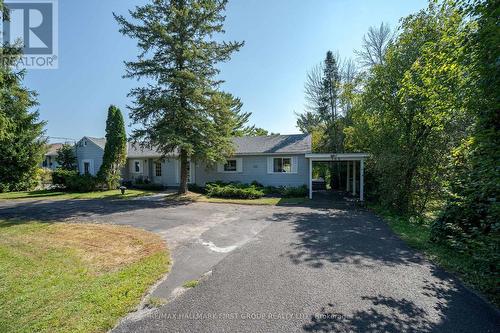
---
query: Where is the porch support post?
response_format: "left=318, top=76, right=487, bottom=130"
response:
left=346, top=161, right=351, bottom=192
left=309, top=158, right=313, bottom=199
left=360, top=159, right=365, bottom=202
left=353, top=160, right=357, bottom=196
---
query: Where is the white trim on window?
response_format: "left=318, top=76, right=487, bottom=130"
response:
left=154, top=161, right=162, bottom=177
left=217, top=158, right=243, bottom=173
left=81, top=159, right=94, bottom=175
left=130, top=159, right=142, bottom=174
left=267, top=156, right=298, bottom=174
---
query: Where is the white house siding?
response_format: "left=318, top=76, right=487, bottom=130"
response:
left=123, top=158, right=179, bottom=186
left=195, top=154, right=309, bottom=187
left=75, top=139, right=104, bottom=176
left=122, top=155, right=309, bottom=188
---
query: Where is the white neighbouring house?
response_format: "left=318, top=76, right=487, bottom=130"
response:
left=68, top=134, right=367, bottom=200
left=41, top=143, right=63, bottom=170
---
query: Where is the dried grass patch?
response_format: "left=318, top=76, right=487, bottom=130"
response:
left=15, top=223, right=166, bottom=274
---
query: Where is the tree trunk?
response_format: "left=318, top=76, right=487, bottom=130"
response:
left=178, top=149, right=189, bottom=194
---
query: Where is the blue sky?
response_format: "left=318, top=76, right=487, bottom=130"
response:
left=25, top=0, right=428, bottom=142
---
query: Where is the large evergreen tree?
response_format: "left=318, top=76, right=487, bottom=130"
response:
left=297, top=51, right=348, bottom=188
left=115, top=0, right=244, bottom=194
left=97, top=105, right=127, bottom=189
left=0, top=1, right=46, bottom=192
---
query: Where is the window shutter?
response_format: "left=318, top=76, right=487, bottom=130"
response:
left=190, top=161, right=195, bottom=183
left=217, top=162, right=224, bottom=173
left=236, top=158, right=243, bottom=173
left=291, top=156, right=298, bottom=173
left=267, top=157, right=273, bottom=174
left=177, top=159, right=183, bottom=183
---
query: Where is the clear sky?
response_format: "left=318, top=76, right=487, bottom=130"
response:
left=25, top=0, right=428, bottom=142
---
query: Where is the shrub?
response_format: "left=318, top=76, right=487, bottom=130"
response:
left=65, top=174, right=97, bottom=192
left=52, top=169, right=78, bottom=187
left=262, top=185, right=308, bottom=198
left=52, top=169, right=97, bottom=192
left=262, top=186, right=281, bottom=196
left=36, top=168, right=53, bottom=189
left=205, top=183, right=264, bottom=199
left=280, top=185, right=308, bottom=198
left=188, top=183, right=205, bottom=194
left=250, top=180, right=264, bottom=188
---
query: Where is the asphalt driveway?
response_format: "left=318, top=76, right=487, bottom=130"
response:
left=0, top=198, right=498, bottom=332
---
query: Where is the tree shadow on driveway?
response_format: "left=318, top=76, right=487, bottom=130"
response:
left=274, top=208, right=423, bottom=268
left=272, top=207, right=500, bottom=332
left=302, top=271, right=500, bottom=332
left=0, top=198, right=191, bottom=223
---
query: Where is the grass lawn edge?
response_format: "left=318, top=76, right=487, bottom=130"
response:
left=0, top=189, right=158, bottom=201
left=0, top=221, right=172, bottom=333
left=165, top=192, right=311, bottom=206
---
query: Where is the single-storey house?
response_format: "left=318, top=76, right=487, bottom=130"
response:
left=41, top=143, right=63, bottom=170
left=69, top=134, right=368, bottom=200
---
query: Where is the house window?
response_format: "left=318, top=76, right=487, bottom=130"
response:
left=155, top=162, right=162, bottom=177
left=224, top=159, right=237, bottom=172
left=84, top=162, right=90, bottom=175
left=273, top=157, right=292, bottom=173
left=134, top=161, right=141, bottom=173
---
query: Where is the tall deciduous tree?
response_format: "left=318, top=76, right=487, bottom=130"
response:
left=0, top=1, right=46, bottom=192
left=432, top=0, right=500, bottom=240
left=115, top=0, right=244, bottom=194
left=97, top=105, right=127, bottom=189
left=346, top=2, right=471, bottom=214
left=355, top=22, right=393, bottom=68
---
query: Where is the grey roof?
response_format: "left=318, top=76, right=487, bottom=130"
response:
left=45, top=143, right=63, bottom=156
left=82, top=134, right=311, bottom=157
left=86, top=137, right=106, bottom=149
left=233, top=134, right=311, bottom=154
left=127, top=143, right=163, bottom=158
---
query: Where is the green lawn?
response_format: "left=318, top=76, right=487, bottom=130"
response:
left=372, top=205, right=499, bottom=307
left=167, top=192, right=310, bottom=206
left=0, top=220, right=170, bottom=333
left=0, top=189, right=156, bottom=201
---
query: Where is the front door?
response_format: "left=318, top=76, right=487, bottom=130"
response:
left=153, top=161, right=163, bottom=184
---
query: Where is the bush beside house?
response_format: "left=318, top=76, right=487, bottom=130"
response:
left=202, top=181, right=308, bottom=200
left=206, top=183, right=265, bottom=199
left=52, top=169, right=97, bottom=192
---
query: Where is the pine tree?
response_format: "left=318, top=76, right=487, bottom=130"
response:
left=0, top=1, right=46, bottom=192
left=55, top=144, right=77, bottom=170
left=298, top=51, right=346, bottom=188
left=115, top=0, right=244, bottom=194
left=97, top=105, right=127, bottom=189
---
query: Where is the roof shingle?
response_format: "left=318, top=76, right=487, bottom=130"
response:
left=81, top=134, right=312, bottom=157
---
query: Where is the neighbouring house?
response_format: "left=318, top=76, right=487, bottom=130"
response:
left=73, top=134, right=368, bottom=200
left=41, top=143, right=63, bottom=170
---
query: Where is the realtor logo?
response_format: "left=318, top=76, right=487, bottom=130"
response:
left=1, top=0, right=58, bottom=69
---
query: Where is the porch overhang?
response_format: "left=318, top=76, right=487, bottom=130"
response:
left=306, top=153, right=369, bottom=201
left=305, top=153, right=369, bottom=161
